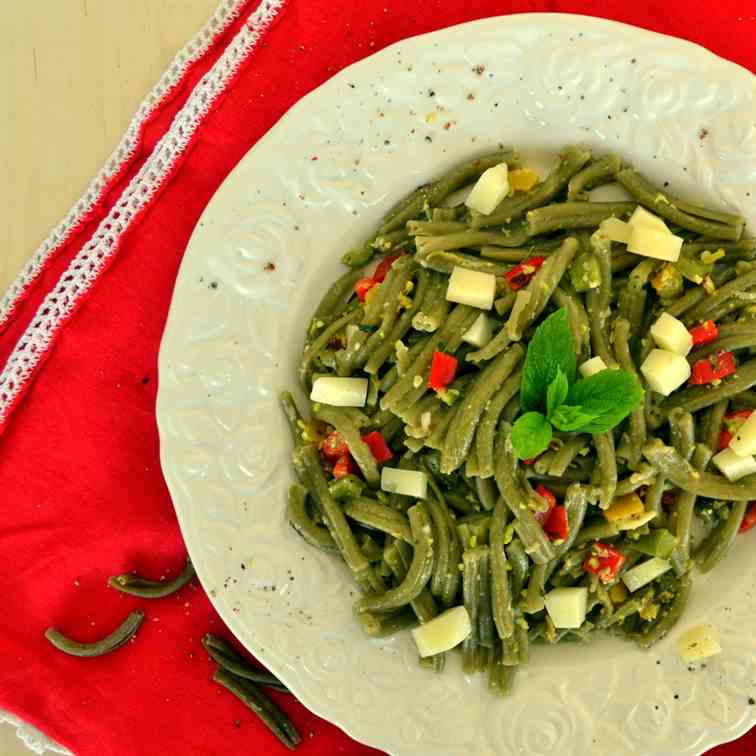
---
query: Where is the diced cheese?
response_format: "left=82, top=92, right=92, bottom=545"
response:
left=310, top=377, right=368, bottom=407
left=622, top=557, right=672, bottom=592
left=446, top=266, right=496, bottom=310
left=711, top=447, right=756, bottom=481
left=677, top=624, right=722, bottom=663
left=598, top=217, right=632, bottom=244
left=544, top=587, right=588, bottom=629
left=604, top=492, right=645, bottom=523
left=613, top=510, right=657, bottom=531
left=627, top=225, right=683, bottom=262
left=412, top=606, right=471, bottom=657
left=650, top=313, right=693, bottom=356
left=381, top=467, right=428, bottom=499
left=728, top=411, right=756, bottom=457
left=465, top=163, right=510, bottom=215
left=640, top=349, right=691, bottom=396
left=462, top=313, right=493, bottom=348
left=629, top=206, right=670, bottom=233
left=579, top=356, right=608, bottom=378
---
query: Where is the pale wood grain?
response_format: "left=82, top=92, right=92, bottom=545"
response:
left=0, top=1, right=217, bottom=753
left=0, top=0, right=219, bottom=297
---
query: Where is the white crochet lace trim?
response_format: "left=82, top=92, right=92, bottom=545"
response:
left=0, top=0, right=285, bottom=429
left=0, top=0, right=249, bottom=329
left=0, top=712, right=70, bottom=756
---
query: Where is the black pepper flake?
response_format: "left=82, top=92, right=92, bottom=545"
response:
left=674, top=694, right=680, bottom=700
left=749, top=697, right=755, bottom=705
left=424, top=136, right=432, bottom=143
left=348, top=83, right=355, bottom=89
left=141, top=376, right=149, bottom=385
left=428, top=89, right=435, bottom=97
left=699, top=128, right=709, bottom=141
left=234, top=720, right=241, bottom=729
left=472, top=64, right=485, bottom=75
left=384, top=139, right=390, bottom=145
left=209, top=281, right=218, bottom=290
left=263, top=261, right=276, bottom=272
left=240, top=563, right=246, bottom=570
left=631, top=57, right=638, bottom=64
left=580, top=95, right=585, bottom=101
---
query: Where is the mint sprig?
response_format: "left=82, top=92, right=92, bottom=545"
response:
left=511, top=308, right=644, bottom=460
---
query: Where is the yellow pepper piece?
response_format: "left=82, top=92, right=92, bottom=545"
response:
left=604, top=492, right=645, bottom=523
left=639, top=602, right=660, bottom=621
left=609, top=583, right=628, bottom=604
left=508, top=168, right=539, bottom=193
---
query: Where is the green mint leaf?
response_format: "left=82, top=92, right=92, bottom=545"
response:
left=551, top=404, right=602, bottom=432
left=546, top=367, right=569, bottom=419
left=564, top=369, right=644, bottom=434
left=511, top=412, right=553, bottom=460
left=520, top=308, right=577, bottom=412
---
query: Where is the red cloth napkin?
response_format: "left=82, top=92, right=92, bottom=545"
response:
left=1, top=1, right=755, bottom=754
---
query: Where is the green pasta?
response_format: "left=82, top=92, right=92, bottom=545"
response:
left=282, top=145, right=753, bottom=698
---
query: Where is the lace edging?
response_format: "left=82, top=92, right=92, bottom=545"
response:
left=0, top=0, right=250, bottom=330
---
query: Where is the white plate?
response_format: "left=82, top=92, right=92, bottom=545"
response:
left=157, top=14, right=756, bottom=756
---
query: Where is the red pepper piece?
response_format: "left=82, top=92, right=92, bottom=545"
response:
left=428, top=351, right=458, bottom=391
left=504, top=256, right=546, bottom=291
left=361, top=431, right=393, bottom=463
left=689, top=319, right=718, bottom=347
left=690, top=351, right=736, bottom=385
left=372, top=252, right=405, bottom=283
left=533, top=484, right=557, bottom=525
left=332, top=454, right=357, bottom=479
left=718, top=428, right=733, bottom=451
left=583, top=541, right=626, bottom=584
left=321, top=431, right=349, bottom=462
left=662, top=490, right=678, bottom=510
left=719, top=409, right=754, bottom=450
left=543, top=505, right=569, bottom=540
left=740, top=503, right=756, bottom=533
left=354, top=277, right=378, bottom=302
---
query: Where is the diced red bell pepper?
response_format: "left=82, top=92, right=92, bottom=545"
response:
left=332, top=454, right=357, bottom=479
left=690, top=351, right=736, bottom=385
left=321, top=431, right=349, bottom=461
left=504, top=256, right=546, bottom=291
left=583, top=541, right=626, bottom=584
left=740, top=503, right=756, bottom=533
left=662, top=490, right=678, bottom=510
left=535, top=484, right=557, bottom=508
left=372, top=252, right=405, bottom=283
left=361, top=431, right=393, bottom=464
left=543, top=505, right=569, bottom=540
left=533, top=485, right=557, bottom=525
left=718, top=428, right=733, bottom=451
left=689, top=319, right=718, bottom=347
left=355, top=277, right=378, bottom=302
left=428, top=351, right=458, bottom=391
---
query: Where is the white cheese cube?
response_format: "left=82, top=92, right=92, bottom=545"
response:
left=728, top=411, right=756, bottom=457
left=462, top=313, right=493, bottom=348
left=712, top=447, right=756, bottom=481
left=677, top=625, right=722, bottom=663
left=446, top=267, right=496, bottom=310
left=464, top=163, right=510, bottom=215
left=622, top=557, right=672, bottom=592
left=650, top=313, right=693, bottom=356
left=310, top=377, right=368, bottom=407
left=629, top=206, right=670, bottom=233
left=381, top=467, right=427, bottom=498
left=412, top=606, right=471, bottom=657
left=640, top=349, right=691, bottom=396
left=579, top=356, right=608, bottom=378
left=598, top=217, right=632, bottom=244
left=627, top=226, right=683, bottom=262
left=544, top=587, right=588, bottom=629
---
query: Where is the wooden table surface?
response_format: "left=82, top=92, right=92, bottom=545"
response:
left=0, top=1, right=217, bottom=753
